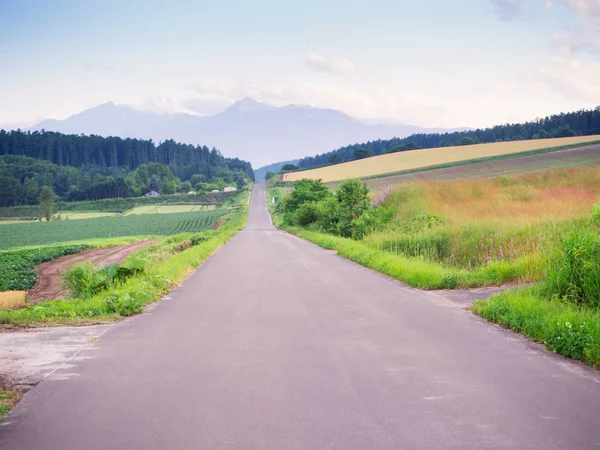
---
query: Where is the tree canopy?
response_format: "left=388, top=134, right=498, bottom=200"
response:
left=0, top=130, right=255, bottom=207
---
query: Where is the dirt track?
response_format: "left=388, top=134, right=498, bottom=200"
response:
left=27, top=240, right=158, bottom=303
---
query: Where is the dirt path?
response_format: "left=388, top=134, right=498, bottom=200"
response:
left=27, top=239, right=158, bottom=303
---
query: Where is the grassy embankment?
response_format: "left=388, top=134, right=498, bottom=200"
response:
left=0, top=191, right=250, bottom=326
left=269, top=168, right=600, bottom=367
left=283, top=136, right=600, bottom=183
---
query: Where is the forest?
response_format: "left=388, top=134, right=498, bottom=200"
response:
left=297, top=108, right=600, bottom=169
left=0, top=130, right=254, bottom=207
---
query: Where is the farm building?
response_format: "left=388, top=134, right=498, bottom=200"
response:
left=144, top=190, right=160, bottom=197
left=224, top=186, right=237, bottom=192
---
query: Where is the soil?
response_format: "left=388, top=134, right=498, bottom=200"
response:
left=27, top=239, right=158, bottom=303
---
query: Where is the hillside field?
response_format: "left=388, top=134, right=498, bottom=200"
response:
left=328, top=143, right=600, bottom=191
left=0, top=210, right=227, bottom=249
left=283, top=135, right=600, bottom=183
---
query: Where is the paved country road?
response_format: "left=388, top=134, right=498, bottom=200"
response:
left=2, top=184, right=600, bottom=450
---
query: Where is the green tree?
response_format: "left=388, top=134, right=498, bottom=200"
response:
left=265, top=170, right=276, bottom=180
left=180, top=181, right=192, bottom=192
left=328, top=153, right=342, bottom=164
left=148, top=175, right=162, bottom=193
left=353, top=148, right=371, bottom=160
left=0, top=176, right=23, bottom=207
left=280, top=164, right=299, bottom=172
left=336, top=179, right=370, bottom=220
left=38, top=185, right=55, bottom=221
left=282, top=179, right=332, bottom=214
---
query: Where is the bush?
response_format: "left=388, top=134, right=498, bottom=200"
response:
left=545, top=228, right=600, bottom=308
left=62, top=258, right=147, bottom=300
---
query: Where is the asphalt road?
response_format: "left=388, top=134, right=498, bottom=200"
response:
left=2, top=184, right=600, bottom=449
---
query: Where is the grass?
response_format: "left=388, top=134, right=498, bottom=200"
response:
left=0, top=291, right=26, bottom=310
left=329, top=142, right=600, bottom=191
left=0, top=210, right=228, bottom=250
left=0, top=206, right=248, bottom=325
left=0, top=389, right=22, bottom=423
left=283, top=135, right=600, bottom=183
left=361, top=168, right=600, bottom=280
left=290, top=228, right=535, bottom=289
left=473, top=288, right=600, bottom=368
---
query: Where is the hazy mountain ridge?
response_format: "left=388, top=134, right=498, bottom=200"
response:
left=27, top=98, right=459, bottom=167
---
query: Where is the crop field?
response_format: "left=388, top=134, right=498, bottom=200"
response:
left=284, top=135, right=600, bottom=183
left=124, top=205, right=216, bottom=215
left=329, top=144, right=600, bottom=191
left=0, top=210, right=227, bottom=250
left=55, top=212, right=118, bottom=220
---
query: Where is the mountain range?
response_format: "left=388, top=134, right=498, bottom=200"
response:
left=26, top=98, right=461, bottom=168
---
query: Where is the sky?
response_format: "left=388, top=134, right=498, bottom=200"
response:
left=1, top=0, right=599, bottom=129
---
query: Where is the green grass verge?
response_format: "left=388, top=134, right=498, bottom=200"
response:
left=0, top=208, right=247, bottom=326
left=290, top=228, right=535, bottom=289
left=0, top=389, right=22, bottom=422
left=472, top=288, right=600, bottom=368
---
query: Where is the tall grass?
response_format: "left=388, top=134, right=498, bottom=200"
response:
left=0, top=291, right=26, bottom=310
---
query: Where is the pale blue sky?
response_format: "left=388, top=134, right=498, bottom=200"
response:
left=1, top=0, right=599, bottom=128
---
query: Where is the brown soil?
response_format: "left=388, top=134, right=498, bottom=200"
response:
left=27, top=239, right=158, bottom=303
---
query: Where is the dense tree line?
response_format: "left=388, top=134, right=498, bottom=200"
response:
left=0, top=130, right=255, bottom=207
left=297, top=107, right=600, bottom=169
left=0, top=129, right=254, bottom=181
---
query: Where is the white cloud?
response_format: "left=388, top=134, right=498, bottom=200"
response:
left=304, top=53, right=354, bottom=76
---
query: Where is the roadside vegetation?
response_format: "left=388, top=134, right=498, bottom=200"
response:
left=269, top=167, right=600, bottom=367
left=0, top=389, right=22, bottom=423
left=0, top=202, right=247, bottom=325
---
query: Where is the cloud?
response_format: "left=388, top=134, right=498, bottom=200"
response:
left=546, top=0, right=600, bottom=53
left=304, top=53, right=354, bottom=76
left=490, top=0, right=524, bottom=20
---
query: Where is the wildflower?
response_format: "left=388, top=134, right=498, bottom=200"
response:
left=498, top=248, right=504, bottom=260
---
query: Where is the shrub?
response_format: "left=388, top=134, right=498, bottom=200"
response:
left=63, top=258, right=146, bottom=300
left=545, top=228, right=600, bottom=308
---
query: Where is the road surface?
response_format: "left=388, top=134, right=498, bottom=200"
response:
left=2, top=184, right=600, bottom=449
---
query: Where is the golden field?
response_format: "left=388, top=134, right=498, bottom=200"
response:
left=283, top=135, right=600, bottom=183
left=396, top=166, right=600, bottom=225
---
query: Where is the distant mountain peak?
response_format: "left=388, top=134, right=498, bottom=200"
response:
left=223, top=97, right=275, bottom=115
left=27, top=99, right=458, bottom=167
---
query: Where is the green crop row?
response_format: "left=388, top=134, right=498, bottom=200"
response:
left=0, top=210, right=227, bottom=250
left=0, top=245, right=90, bottom=291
